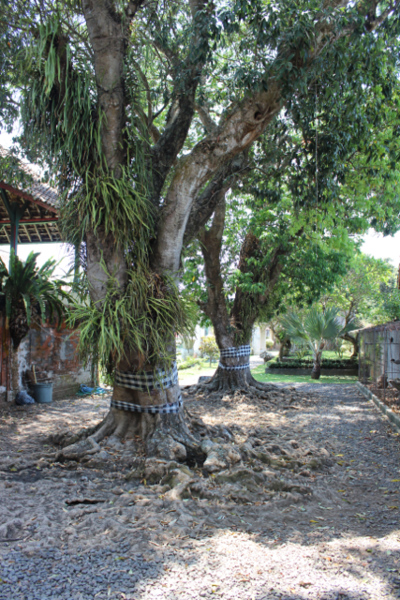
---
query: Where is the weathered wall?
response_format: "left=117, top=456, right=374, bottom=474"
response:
left=0, top=319, right=92, bottom=402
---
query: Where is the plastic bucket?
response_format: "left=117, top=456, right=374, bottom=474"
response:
left=32, top=382, right=53, bottom=404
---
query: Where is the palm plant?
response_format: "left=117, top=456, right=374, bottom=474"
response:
left=0, top=251, right=72, bottom=348
left=281, top=306, right=356, bottom=379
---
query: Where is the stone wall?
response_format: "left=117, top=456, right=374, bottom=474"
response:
left=0, top=318, right=92, bottom=402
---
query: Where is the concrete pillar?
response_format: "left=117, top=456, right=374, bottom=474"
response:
left=259, top=324, right=267, bottom=354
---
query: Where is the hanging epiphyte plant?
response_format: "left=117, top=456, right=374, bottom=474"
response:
left=68, top=262, right=197, bottom=378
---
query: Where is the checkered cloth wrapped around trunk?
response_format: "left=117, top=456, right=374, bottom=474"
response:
left=219, top=345, right=251, bottom=359
left=219, top=345, right=251, bottom=371
left=115, top=362, right=178, bottom=390
left=218, top=362, right=250, bottom=371
left=111, top=362, right=181, bottom=414
left=111, top=396, right=182, bottom=414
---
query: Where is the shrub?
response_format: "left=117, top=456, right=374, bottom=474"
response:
left=199, top=336, right=219, bottom=366
left=265, top=339, right=274, bottom=349
left=267, top=357, right=357, bottom=369
left=177, top=357, right=202, bottom=370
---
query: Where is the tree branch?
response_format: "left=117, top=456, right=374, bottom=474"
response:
left=149, top=0, right=212, bottom=203
left=183, top=152, right=248, bottom=245
left=153, top=0, right=399, bottom=273
left=195, top=103, right=218, bottom=135
left=197, top=197, right=234, bottom=346
left=126, top=0, right=146, bottom=20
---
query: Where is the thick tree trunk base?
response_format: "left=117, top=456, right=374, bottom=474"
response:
left=311, top=365, right=321, bottom=379
left=55, top=406, right=208, bottom=464
left=53, top=380, right=222, bottom=466
left=194, top=366, right=277, bottom=397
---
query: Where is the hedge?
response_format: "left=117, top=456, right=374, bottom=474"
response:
left=267, top=358, right=357, bottom=370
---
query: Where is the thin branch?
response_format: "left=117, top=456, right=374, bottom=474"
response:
left=195, top=103, right=217, bottom=135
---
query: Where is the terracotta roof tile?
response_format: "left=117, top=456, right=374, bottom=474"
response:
left=0, top=145, right=58, bottom=210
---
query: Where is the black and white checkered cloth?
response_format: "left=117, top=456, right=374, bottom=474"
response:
left=220, top=345, right=251, bottom=359
left=111, top=396, right=182, bottom=414
left=218, top=345, right=251, bottom=371
left=115, top=362, right=178, bottom=391
left=218, top=362, right=250, bottom=371
left=112, top=362, right=181, bottom=414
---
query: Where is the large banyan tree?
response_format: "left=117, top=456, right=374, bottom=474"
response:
left=1, top=0, right=400, bottom=461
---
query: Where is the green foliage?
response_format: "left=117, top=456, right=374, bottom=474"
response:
left=198, top=336, right=219, bottom=365
left=265, top=339, right=274, bottom=349
left=379, top=281, right=400, bottom=322
left=177, top=356, right=202, bottom=370
left=321, top=253, right=395, bottom=326
left=267, top=357, right=356, bottom=369
left=293, top=343, right=308, bottom=359
left=281, top=306, right=357, bottom=365
left=18, top=19, right=152, bottom=255
left=68, top=265, right=196, bottom=377
left=0, top=251, right=72, bottom=347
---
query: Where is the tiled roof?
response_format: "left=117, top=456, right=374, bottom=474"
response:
left=0, top=145, right=58, bottom=211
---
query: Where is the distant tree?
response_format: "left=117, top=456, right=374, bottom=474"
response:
left=0, top=251, right=71, bottom=349
left=281, top=307, right=356, bottom=379
left=199, top=336, right=219, bottom=366
left=379, top=280, right=400, bottom=322
left=0, top=251, right=72, bottom=398
left=320, top=254, right=395, bottom=356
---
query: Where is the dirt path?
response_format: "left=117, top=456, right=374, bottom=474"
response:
left=1, top=384, right=400, bottom=600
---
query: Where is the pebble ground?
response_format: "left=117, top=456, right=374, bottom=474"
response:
left=1, top=383, right=400, bottom=600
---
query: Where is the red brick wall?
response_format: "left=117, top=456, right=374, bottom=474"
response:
left=0, top=319, right=92, bottom=402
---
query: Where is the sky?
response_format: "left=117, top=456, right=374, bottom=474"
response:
left=1, top=130, right=399, bottom=271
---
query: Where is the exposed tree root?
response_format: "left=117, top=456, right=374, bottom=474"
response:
left=191, top=368, right=281, bottom=399
left=52, top=404, right=216, bottom=466
left=123, top=428, right=332, bottom=502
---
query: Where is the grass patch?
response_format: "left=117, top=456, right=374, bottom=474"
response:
left=251, top=364, right=357, bottom=385
left=291, top=350, right=352, bottom=360
left=178, top=358, right=218, bottom=381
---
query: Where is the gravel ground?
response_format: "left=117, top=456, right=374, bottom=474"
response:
left=368, top=383, right=400, bottom=415
left=1, top=383, right=400, bottom=600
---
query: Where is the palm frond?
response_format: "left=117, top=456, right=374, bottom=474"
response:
left=0, top=250, right=73, bottom=347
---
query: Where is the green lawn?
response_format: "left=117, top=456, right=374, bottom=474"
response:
left=279, top=350, right=353, bottom=361
left=178, top=358, right=358, bottom=385
left=251, top=364, right=357, bottom=385
left=178, top=358, right=218, bottom=381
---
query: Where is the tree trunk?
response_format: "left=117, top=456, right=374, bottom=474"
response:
left=342, top=333, right=359, bottom=359
left=311, top=353, right=322, bottom=379
left=10, top=345, right=20, bottom=401
left=259, top=324, right=267, bottom=355
left=194, top=205, right=274, bottom=394
left=279, top=338, right=292, bottom=360
left=56, top=0, right=206, bottom=464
